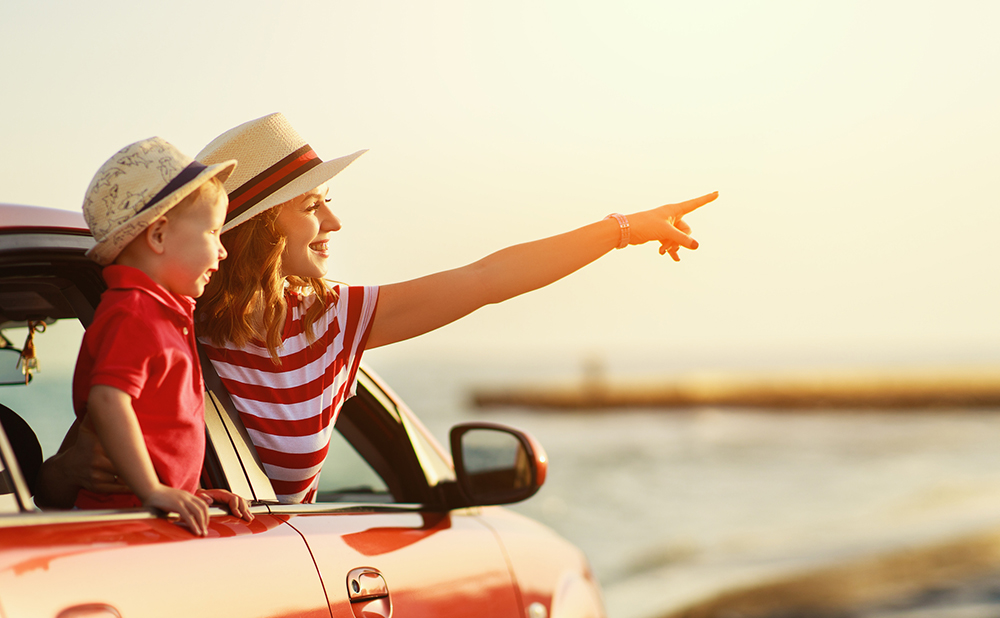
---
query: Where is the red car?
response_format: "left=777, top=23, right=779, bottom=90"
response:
left=0, top=203, right=605, bottom=618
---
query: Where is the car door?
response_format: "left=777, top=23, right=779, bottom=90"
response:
left=0, top=505, right=331, bottom=618
left=214, top=367, right=525, bottom=618
left=0, top=371, right=331, bottom=618
left=0, top=219, right=333, bottom=618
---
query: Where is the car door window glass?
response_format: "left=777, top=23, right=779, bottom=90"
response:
left=315, top=426, right=391, bottom=503
left=310, top=385, right=435, bottom=506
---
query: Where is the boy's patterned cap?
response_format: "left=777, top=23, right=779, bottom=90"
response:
left=83, top=137, right=237, bottom=265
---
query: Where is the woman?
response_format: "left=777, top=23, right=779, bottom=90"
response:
left=37, top=113, right=717, bottom=506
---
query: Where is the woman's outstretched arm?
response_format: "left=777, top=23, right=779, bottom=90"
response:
left=365, top=191, right=717, bottom=349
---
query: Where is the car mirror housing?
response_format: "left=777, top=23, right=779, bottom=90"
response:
left=449, top=422, right=548, bottom=507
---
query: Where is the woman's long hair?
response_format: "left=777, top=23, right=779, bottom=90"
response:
left=196, top=205, right=334, bottom=364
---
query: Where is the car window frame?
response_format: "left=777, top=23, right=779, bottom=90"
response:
left=0, top=419, right=33, bottom=512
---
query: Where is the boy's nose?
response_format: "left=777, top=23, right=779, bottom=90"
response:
left=218, top=242, right=228, bottom=260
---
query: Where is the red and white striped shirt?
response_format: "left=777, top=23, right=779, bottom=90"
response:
left=200, top=285, right=379, bottom=503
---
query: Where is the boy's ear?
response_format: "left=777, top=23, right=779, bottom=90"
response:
left=144, top=217, right=169, bottom=255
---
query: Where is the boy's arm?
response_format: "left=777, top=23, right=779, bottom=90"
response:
left=87, top=385, right=211, bottom=536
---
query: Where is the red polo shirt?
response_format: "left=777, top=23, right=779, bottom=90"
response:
left=73, top=265, right=205, bottom=509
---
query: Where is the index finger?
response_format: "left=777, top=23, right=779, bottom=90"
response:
left=179, top=498, right=209, bottom=537
left=673, top=191, right=718, bottom=216
left=236, top=497, right=254, bottom=521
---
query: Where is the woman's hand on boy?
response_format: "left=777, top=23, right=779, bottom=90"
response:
left=35, top=417, right=129, bottom=508
left=198, top=489, right=254, bottom=522
left=72, top=418, right=130, bottom=494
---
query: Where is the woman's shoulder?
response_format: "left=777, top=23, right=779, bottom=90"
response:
left=285, top=285, right=336, bottom=307
left=288, top=281, right=377, bottom=306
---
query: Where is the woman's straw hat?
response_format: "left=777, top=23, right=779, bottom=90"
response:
left=82, top=137, right=237, bottom=265
left=196, top=113, right=366, bottom=232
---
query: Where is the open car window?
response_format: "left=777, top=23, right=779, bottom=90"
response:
left=0, top=319, right=83, bottom=460
left=0, top=250, right=102, bottom=478
left=0, top=261, right=95, bottom=510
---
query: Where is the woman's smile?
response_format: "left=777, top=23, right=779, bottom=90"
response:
left=309, top=239, right=330, bottom=256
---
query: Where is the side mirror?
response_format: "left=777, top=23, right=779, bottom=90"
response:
left=0, top=348, right=28, bottom=386
left=450, top=422, right=548, bottom=507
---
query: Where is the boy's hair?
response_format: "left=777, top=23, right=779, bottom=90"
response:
left=195, top=203, right=334, bottom=364
left=167, top=177, right=225, bottom=219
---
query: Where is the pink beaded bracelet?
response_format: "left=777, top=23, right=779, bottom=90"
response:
left=604, top=213, right=630, bottom=249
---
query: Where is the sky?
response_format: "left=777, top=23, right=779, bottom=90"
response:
left=2, top=1, right=999, bottom=374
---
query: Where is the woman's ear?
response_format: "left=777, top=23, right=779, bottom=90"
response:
left=145, top=217, right=169, bottom=255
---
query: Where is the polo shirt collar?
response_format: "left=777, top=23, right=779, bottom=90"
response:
left=102, top=264, right=196, bottom=317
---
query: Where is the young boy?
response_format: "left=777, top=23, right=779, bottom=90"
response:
left=74, top=137, right=251, bottom=535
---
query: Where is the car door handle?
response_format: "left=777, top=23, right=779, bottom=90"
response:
left=347, top=567, right=391, bottom=618
left=56, top=604, right=122, bottom=618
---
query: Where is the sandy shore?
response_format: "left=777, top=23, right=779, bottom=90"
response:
left=472, top=367, right=1000, bottom=410
left=604, top=515, right=1000, bottom=618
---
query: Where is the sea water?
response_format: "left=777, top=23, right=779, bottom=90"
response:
left=366, top=355, right=1000, bottom=590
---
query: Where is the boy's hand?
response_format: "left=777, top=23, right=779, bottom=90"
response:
left=198, top=489, right=254, bottom=522
left=144, top=485, right=211, bottom=537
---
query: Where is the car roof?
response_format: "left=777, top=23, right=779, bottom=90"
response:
left=0, top=204, right=88, bottom=234
left=0, top=204, right=100, bottom=327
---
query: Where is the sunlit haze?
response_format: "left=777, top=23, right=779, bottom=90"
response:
left=3, top=1, right=998, bottom=373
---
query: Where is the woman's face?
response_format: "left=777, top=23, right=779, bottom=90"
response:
left=274, top=183, right=340, bottom=279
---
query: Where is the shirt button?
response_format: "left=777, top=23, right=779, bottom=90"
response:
left=182, top=327, right=189, bottom=335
